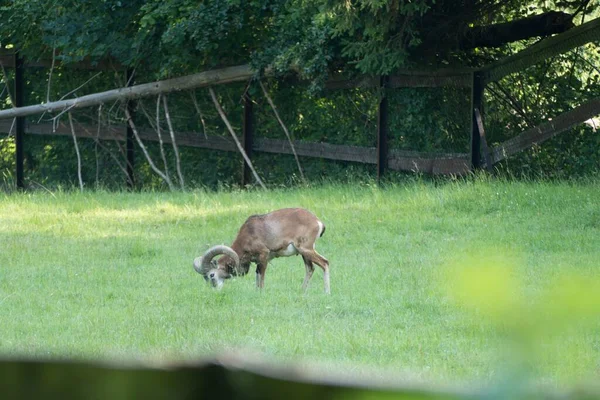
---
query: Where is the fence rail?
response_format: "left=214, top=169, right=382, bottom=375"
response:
left=325, top=68, right=474, bottom=89
left=481, top=17, right=600, bottom=84
left=490, top=97, right=600, bottom=164
left=0, top=120, right=470, bottom=175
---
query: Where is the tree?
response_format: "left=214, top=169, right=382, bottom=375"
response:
left=2, top=0, right=596, bottom=81
left=1, top=0, right=599, bottom=186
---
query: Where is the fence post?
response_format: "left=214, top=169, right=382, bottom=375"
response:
left=241, top=91, right=254, bottom=187
left=15, top=53, right=25, bottom=190
left=470, top=71, right=484, bottom=170
left=474, top=107, right=493, bottom=172
left=126, top=69, right=135, bottom=189
left=377, top=75, right=389, bottom=182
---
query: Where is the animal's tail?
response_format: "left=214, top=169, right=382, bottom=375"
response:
left=320, top=224, right=326, bottom=237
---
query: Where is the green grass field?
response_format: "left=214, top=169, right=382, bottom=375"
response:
left=1, top=179, right=599, bottom=387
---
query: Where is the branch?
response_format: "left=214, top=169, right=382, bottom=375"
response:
left=138, top=96, right=173, bottom=186
left=259, top=80, right=306, bottom=183
left=190, top=91, right=209, bottom=139
left=155, top=95, right=172, bottom=185
left=0, top=61, right=15, bottom=108
left=572, top=0, right=591, bottom=20
left=70, top=109, right=130, bottom=182
left=208, top=87, right=266, bottom=189
left=162, top=95, right=185, bottom=190
left=46, top=47, right=56, bottom=105
left=67, top=112, right=84, bottom=192
left=0, top=64, right=258, bottom=120
left=0, top=62, right=16, bottom=135
left=95, top=105, right=101, bottom=185
left=46, top=71, right=101, bottom=126
left=124, top=108, right=176, bottom=190
left=58, top=71, right=103, bottom=102
left=489, top=82, right=536, bottom=128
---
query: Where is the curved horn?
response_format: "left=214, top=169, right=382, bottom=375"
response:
left=193, top=245, right=239, bottom=275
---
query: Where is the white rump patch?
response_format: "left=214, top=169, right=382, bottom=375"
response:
left=317, top=221, right=324, bottom=238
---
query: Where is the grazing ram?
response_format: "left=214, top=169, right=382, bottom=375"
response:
left=194, top=208, right=330, bottom=293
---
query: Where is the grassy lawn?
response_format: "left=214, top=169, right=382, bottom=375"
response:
left=1, top=179, right=599, bottom=387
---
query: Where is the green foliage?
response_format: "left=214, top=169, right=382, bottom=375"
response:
left=388, top=86, right=471, bottom=152
left=327, top=0, right=430, bottom=74
left=1, top=0, right=600, bottom=188
left=485, top=45, right=600, bottom=178
left=2, top=0, right=598, bottom=79
left=1, top=0, right=145, bottom=65
left=0, top=135, right=15, bottom=190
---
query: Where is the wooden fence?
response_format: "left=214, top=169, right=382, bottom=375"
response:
left=0, top=119, right=471, bottom=176
left=1, top=16, right=599, bottom=188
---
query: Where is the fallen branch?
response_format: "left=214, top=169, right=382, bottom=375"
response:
left=259, top=81, right=306, bottom=183
left=208, top=87, right=266, bottom=189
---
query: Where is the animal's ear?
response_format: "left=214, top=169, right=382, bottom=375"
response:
left=211, top=259, right=218, bottom=268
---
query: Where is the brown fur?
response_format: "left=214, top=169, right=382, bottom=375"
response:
left=216, top=208, right=330, bottom=293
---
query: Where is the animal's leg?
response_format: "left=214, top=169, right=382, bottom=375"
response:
left=256, top=253, right=269, bottom=289
left=256, top=262, right=268, bottom=289
left=297, top=248, right=330, bottom=294
left=301, top=256, right=315, bottom=292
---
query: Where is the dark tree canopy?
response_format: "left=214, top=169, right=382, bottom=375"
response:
left=1, top=0, right=597, bottom=81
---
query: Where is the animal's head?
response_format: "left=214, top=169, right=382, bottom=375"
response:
left=193, top=245, right=240, bottom=289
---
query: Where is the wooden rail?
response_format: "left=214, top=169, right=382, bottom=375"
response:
left=481, top=17, right=600, bottom=84
left=0, top=120, right=469, bottom=175
left=490, top=97, right=600, bottom=163
left=325, top=68, right=473, bottom=89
